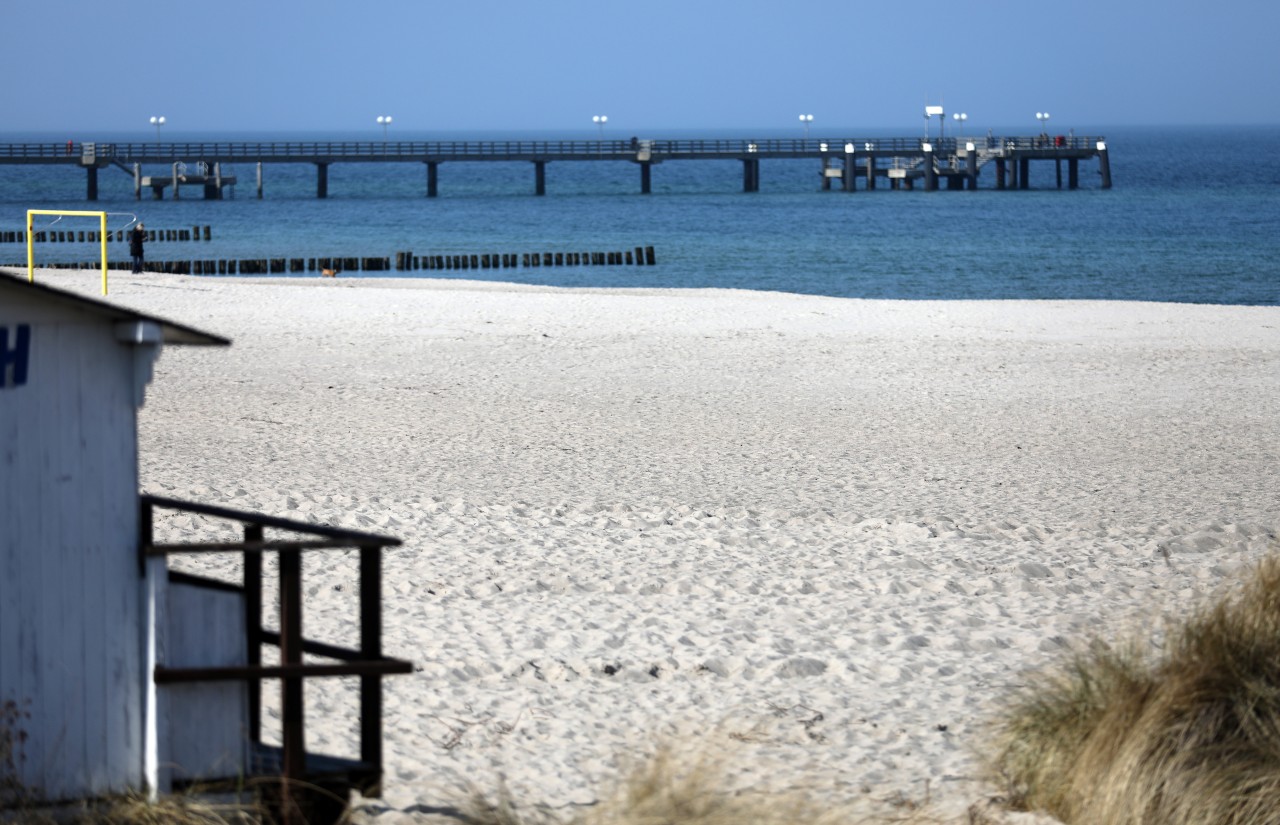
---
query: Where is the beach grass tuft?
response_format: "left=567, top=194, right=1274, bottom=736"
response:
left=459, top=743, right=948, bottom=825
left=991, top=553, right=1280, bottom=824
left=0, top=789, right=257, bottom=824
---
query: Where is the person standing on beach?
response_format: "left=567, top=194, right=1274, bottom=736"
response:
left=129, top=223, right=146, bottom=273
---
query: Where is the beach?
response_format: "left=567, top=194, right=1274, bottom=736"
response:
left=21, top=270, right=1280, bottom=821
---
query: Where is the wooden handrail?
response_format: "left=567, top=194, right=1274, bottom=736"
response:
left=154, top=659, right=412, bottom=683
left=141, top=493, right=400, bottom=545
left=137, top=495, right=407, bottom=820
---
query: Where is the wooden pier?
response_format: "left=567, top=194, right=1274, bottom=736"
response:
left=0, top=136, right=1110, bottom=200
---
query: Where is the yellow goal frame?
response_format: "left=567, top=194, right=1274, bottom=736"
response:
left=27, top=209, right=110, bottom=295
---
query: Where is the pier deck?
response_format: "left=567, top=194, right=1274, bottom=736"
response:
left=0, top=136, right=1110, bottom=199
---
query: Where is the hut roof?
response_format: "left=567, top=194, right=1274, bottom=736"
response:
left=0, top=271, right=230, bottom=346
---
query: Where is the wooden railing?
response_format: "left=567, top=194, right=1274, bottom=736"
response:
left=138, top=494, right=412, bottom=823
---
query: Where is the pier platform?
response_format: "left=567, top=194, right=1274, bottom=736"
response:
left=0, top=136, right=1110, bottom=200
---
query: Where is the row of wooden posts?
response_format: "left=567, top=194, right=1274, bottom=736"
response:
left=18, top=246, right=658, bottom=276
left=0, top=226, right=213, bottom=243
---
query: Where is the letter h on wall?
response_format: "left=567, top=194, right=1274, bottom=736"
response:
left=0, top=325, right=31, bottom=388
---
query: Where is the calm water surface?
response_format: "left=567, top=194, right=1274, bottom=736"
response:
left=1, top=126, right=1276, bottom=305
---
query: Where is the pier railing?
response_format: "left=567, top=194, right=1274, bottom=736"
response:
left=0, top=135, right=1110, bottom=197
left=0, top=136, right=1107, bottom=163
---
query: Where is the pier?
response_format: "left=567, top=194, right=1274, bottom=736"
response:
left=0, top=136, right=1110, bottom=200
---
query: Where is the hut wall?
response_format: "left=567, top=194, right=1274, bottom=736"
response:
left=0, top=296, right=148, bottom=801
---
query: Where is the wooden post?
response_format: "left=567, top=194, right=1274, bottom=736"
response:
left=426, top=161, right=438, bottom=198
left=243, top=526, right=263, bottom=744
left=534, top=161, right=546, bottom=196
left=279, top=548, right=305, bottom=825
left=359, top=545, right=383, bottom=795
left=316, top=163, right=329, bottom=199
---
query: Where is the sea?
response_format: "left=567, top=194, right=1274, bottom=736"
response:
left=0, top=125, right=1276, bottom=305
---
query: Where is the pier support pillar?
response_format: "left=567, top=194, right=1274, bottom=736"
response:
left=1097, top=142, right=1112, bottom=189
left=316, top=162, right=329, bottom=199
left=534, top=161, right=547, bottom=196
left=923, top=147, right=937, bottom=191
left=1056, top=159, right=1063, bottom=189
left=640, top=161, right=651, bottom=194
left=966, top=144, right=978, bottom=190
left=741, top=158, right=760, bottom=192
left=866, top=155, right=876, bottom=190
left=204, top=163, right=222, bottom=200
left=843, top=150, right=856, bottom=192
left=86, top=166, right=98, bottom=201
left=257, top=162, right=264, bottom=199
left=172, top=162, right=182, bottom=200
left=1068, top=158, right=1079, bottom=189
left=1018, top=156, right=1029, bottom=189
left=134, top=163, right=142, bottom=200
left=425, top=161, right=438, bottom=197
left=995, top=158, right=1006, bottom=190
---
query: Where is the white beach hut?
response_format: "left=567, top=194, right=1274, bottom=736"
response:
left=0, top=273, right=409, bottom=821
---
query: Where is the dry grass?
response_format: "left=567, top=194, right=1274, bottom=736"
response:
left=991, top=554, right=1280, bottom=824
left=0, top=790, right=258, bottom=824
left=458, top=743, right=949, bottom=825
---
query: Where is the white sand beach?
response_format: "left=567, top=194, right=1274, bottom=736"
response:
left=18, top=270, right=1280, bottom=822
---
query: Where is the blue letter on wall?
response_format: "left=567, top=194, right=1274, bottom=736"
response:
left=0, top=325, right=31, bottom=388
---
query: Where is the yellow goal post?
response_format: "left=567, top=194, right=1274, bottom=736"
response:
left=27, top=209, right=110, bottom=295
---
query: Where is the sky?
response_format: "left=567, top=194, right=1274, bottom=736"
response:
left=3, top=0, right=1277, bottom=136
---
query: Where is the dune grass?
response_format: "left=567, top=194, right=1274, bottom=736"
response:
left=0, top=790, right=257, bottom=824
left=458, top=743, right=949, bottom=825
left=991, top=554, right=1280, bottom=824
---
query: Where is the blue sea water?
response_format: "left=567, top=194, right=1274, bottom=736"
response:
left=0, top=125, right=1276, bottom=305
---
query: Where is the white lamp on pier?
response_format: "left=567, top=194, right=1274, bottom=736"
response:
left=952, top=112, right=968, bottom=138
left=149, top=116, right=165, bottom=142
left=1036, top=111, right=1050, bottom=135
left=593, top=115, right=608, bottom=138
left=799, top=113, right=813, bottom=139
left=377, top=115, right=393, bottom=141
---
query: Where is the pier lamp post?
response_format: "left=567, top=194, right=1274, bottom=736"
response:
left=149, top=116, right=165, bottom=142
left=593, top=115, right=608, bottom=138
left=799, top=114, right=813, bottom=140
left=1036, top=111, right=1050, bottom=136
left=952, top=112, right=967, bottom=139
left=377, top=115, right=392, bottom=141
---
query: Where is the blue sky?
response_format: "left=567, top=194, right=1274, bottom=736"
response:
left=4, top=0, right=1276, bottom=135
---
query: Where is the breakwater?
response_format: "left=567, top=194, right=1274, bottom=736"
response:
left=11, top=245, right=657, bottom=276
left=0, top=226, right=213, bottom=243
